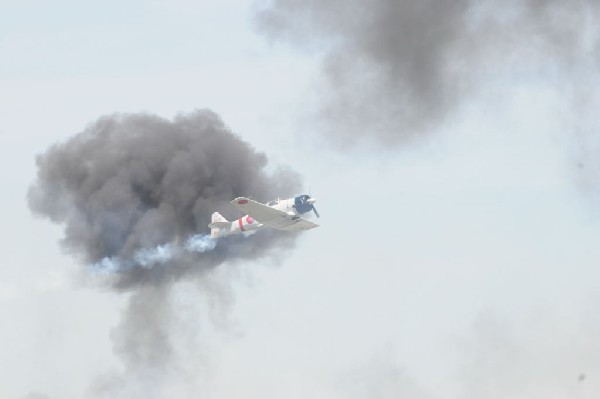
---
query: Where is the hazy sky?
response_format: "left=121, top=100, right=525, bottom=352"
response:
left=2, top=1, right=600, bottom=398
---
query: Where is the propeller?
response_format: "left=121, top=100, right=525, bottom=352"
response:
left=312, top=205, right=320, bottom=218
left=305, top=195, right=319, bottom=218
left=294, top=194, right=320, bottom=218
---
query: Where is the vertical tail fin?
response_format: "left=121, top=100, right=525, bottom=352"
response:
left=210, top=212, right=228, bottom=238
left=211, top=212, right=228, bottom=223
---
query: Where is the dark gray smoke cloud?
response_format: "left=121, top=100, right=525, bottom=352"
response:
left=28, top=110, right=302, bottom=397
left=255, top=0, right=599, bottom=144
left=28, top=109, right=300, bottom=289
left=89, top=286, right=175, bottom=398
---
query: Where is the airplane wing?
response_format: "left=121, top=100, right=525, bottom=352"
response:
left=231, top=197, right=319, bottom=231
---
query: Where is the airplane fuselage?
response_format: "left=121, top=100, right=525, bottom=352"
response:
left=216, top=214, right=263, bottom=237
left=209, top=194, right=318, bottom=238
left=267, top=195, right=316, bottom=215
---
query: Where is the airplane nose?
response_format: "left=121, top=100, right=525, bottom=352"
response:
left=307, top=198, right=316, bottom=205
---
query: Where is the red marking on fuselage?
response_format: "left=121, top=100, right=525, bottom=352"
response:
left=238, top=199, right=249, bottom=204
left=246, top=215, right=254, bottom=224
left=238, top=217, right=245, bottom=232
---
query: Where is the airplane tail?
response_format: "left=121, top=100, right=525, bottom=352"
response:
left=209, top=212, right=229, bottom=238
left=211, top=212, right=228, bottom=224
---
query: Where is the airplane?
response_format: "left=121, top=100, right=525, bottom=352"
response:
left=208, top=194, right=319, bottom=238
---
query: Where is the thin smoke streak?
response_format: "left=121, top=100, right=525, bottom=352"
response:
left=92, top=234, right=219, bottom=272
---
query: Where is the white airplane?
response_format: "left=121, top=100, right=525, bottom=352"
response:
left=208, top=194, right=319, bottom=238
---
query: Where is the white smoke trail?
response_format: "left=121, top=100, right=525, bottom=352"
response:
left=134, top=244, right=176, bottom=269
left=185, top=234, right=218, bottom=253
left=94, top=257, right=125, bottom=274
left=92, top=234, right=218, bottom=273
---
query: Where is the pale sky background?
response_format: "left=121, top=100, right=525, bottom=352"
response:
left=2, top=1, right=600, bottom=398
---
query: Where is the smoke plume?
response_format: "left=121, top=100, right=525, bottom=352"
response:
left=89, top=285, right=176, bottom=398
left=28, top=110, right=302, bottom=397
left=28, top=109, right=301, bottom=289
left=255, top=0, right=600, bottom=144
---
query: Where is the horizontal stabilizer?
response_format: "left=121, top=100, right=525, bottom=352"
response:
left=208, top=221, right=231, bottom=229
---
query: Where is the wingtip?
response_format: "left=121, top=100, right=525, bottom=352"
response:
left=231, top=197, right=250, bottom=205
